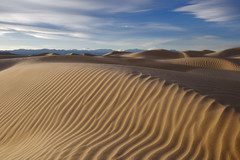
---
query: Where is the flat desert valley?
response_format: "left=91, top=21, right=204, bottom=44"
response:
left=0, top=47, right=240, bottom=160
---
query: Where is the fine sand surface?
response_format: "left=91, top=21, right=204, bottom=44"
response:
left=0, top=47, right=240, bottom=160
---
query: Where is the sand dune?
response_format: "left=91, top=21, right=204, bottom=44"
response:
left=182, top=50, right=214, bottom=57
left=0, top=52, right=15, bottom=56
left=66, top=53, right=95, bottom=56
left=207, top=47, right=240, bottom=58
left=161, top=57, right=240, bottom=71
left=121, top=49, right=187, bottom=59
left=0, top=62, right=240, bottom=160
left=79, top=53, right=95, bottom=56
left=0, top=48, right=240, bottom=159
left=0, top=52, right=26, bottom=59
left=103, top=51, right=132, bottom=57
left=66, top=53, right=79, bottom=56
left=33, top=53, right=60, bottom=56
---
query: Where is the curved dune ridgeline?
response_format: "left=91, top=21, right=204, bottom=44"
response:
left=121, top=49, right=187, bottom=59
left=182, top=50, right=214, bottom=57
left=161, top=57, right=240, bottom=71
left=0, top=62, right=240, bottom=160
left=206, top=47, right=240, bottom=58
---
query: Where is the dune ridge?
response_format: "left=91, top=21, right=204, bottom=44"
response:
left=161, top=57, right=240, bottom=71
left=182, top=50, right=214, bottom=57
left=121, top=49, right=187, bottom=59
left=207, top=47, right=240, bottom=58
left=103, top=51, right=132, bottom=57
left=0, top=62, right=240, bottom=160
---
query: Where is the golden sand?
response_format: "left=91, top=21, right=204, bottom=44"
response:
left=0, top=47, right=240, bottom=159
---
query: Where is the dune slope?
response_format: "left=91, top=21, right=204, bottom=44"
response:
left=182, top=50, right=214, bottom=57
left=207, top=47, right=240, bottom=58
left=0, top=62, right=240, bottom=160
left=161, top=57, right=240, bottom=71
left=121, top=49, right=187, bottom=59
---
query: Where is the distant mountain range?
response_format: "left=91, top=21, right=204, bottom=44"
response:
left=0, top=49, right=144, bottom=56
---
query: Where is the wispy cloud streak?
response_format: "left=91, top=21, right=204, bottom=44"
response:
left=174, top=0, right=240, bottom=22
left=0, top=0, right=183, bottom=42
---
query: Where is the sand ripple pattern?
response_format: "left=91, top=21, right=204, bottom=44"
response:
left=0, top=63, right=240, bottom=160
left=164, top=57, right=240, bottom=71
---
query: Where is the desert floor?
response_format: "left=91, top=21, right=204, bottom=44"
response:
left=0, top=48, right=240, bottom=160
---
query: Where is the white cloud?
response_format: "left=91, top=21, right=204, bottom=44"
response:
left=0, top=24, right=90, bottom=39
left=0, top=12, right=96, bottom=26
left=0, top=31, right=13, bottom=36
left=119, top=22, right=185, bottom=31
left=0, top=0, right=151, bottom=13
left=174, top=0, right=239, bottom=22
left=0, top=0, right=184, bottom=40
left=197, top=35, right=219, bottom=39
left=0, top=0, right=186, bottom=50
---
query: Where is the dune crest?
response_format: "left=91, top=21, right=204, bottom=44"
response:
left=121, top=49, right=187, bottom=59
left=103, top=51, right=132, bottom=57
left=207, top=47, right=240, bottom=58
left=66, top=53, right=79, bottom=56
left=79, top=53, right=95, bottom=56
left=34, top=53, right=59, bottom=56
left=182, top=50, right=214, bottom=57
left=161, top=57, right=240, bottom=71
left=0, top=62, right=239, bottom=160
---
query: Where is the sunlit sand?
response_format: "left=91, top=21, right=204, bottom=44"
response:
left=0, top=47, right=240, bottom=159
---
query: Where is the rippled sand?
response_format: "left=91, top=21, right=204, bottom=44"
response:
left=0, top=47, right=240, bottom=159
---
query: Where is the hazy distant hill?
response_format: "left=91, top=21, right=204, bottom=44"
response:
left=0, top=49, right=144, bottom=56
left=0, top=51, right=15, bottom=55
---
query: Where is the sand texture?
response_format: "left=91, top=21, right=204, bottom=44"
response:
left=120, top=49, right=187, bottom=59
left=0, top=47, right=240, bottom=160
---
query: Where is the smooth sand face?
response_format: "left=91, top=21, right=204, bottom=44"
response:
left=206, top=47, right=240, bottom=58
left=0, top=48, right=240, bottom=160
left=121, top=49, right=187, bottom=59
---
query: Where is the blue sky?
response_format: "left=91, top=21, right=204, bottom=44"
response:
left=0, top=0, right=239, bottom=51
